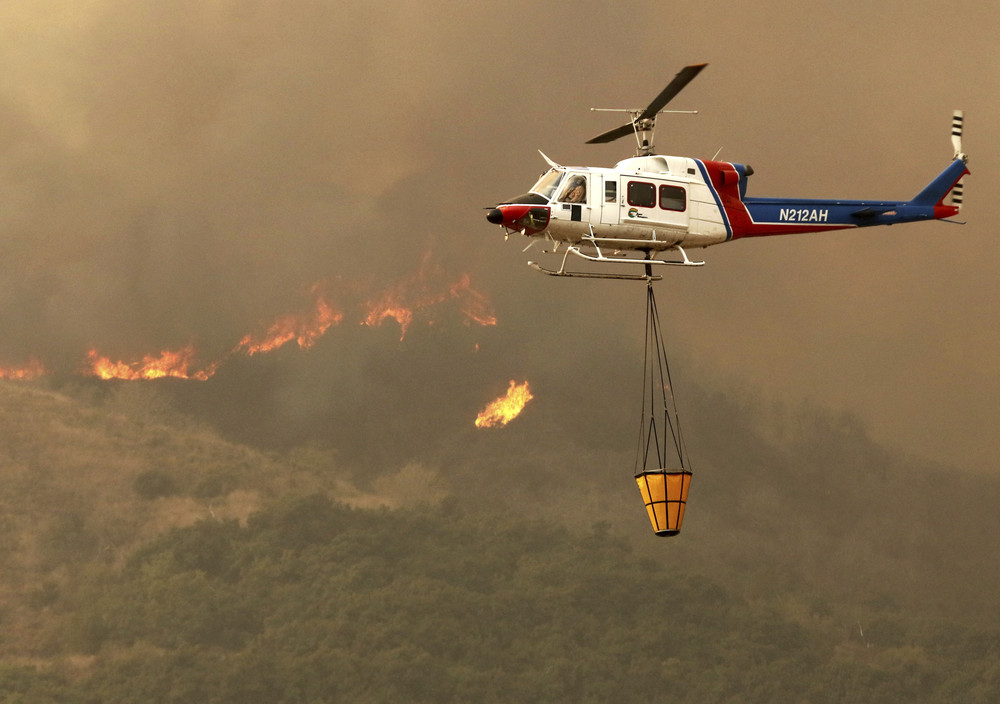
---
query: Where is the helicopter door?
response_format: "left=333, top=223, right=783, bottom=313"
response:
left=620, top=179, right=688, bottom=231
left=553, top=172, right=593, bottom=227
left=655, top=184, right=689, bottom=231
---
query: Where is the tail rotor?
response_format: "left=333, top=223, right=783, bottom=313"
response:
left=951, top=110, right=966, bottom=161
left=950, top=110, right=967, bottom=211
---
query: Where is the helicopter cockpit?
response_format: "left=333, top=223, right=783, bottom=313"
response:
left=529, top=169, right=589, bottom=205
left=487, top=168, right=591, bottom=235
left=557, top=174, right=587, bottom=203
left=529, top=168, right=565, bottom=200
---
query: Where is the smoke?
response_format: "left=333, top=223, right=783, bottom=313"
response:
left=4, top=0, right=1000, bottom=628
left=0, top=1, right=447, bottom=364
left=0, top=0, right=997, bottom=472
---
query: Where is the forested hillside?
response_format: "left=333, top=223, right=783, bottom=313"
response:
left=1, top=379, right=998, bottom=702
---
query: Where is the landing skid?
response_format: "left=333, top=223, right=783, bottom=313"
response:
left=527, top=237, right=703, bottom=280
left=528, top=261, right=663, bottom=281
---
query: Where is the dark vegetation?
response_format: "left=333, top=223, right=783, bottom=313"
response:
left=0, top=379, right=998, bottom=702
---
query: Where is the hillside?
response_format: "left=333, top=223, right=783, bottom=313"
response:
left=0, top=379, right=998, bottom=701
left=0, top=381, right=440, bottom=655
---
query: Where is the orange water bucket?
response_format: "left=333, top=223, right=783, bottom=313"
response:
left=635, top=469, right=692, bottom=536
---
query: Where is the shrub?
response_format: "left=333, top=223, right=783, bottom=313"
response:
left=133, top=469, right=180, bottom=500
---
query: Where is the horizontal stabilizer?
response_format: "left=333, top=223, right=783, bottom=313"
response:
left=851, top=206, right=894, bottom=219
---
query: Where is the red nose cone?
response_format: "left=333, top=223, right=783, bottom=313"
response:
left=488, top=204, right=550, bottom=235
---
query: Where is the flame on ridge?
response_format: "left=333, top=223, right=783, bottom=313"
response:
left=363, top=296, right=415, bottom=341
left=451, top=273, right=498, bottom=328
left=475, top=380, right=533, bottom=428
left=11, top=255, right=497, bottom=382
left=362, top=255, right=497, bottom=340
left=235, top=289, right=343, bottom=356
left=0, top=358, right=47, bottom=381
left=85, top=345, right=218, bottom=381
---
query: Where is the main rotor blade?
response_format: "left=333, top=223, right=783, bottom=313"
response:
left=639, top=63, right=707, bottom=120
left=585, top=63, right=708, bottom=145
left=585, top=122, right=636, bottom=144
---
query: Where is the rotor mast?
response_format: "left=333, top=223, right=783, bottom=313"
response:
left=586, top=63, right=707, bottom=156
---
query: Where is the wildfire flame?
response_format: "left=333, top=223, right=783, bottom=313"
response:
left=363, top=298, right=415, bottom=340
left=85, top=345, right=217, bottom=381
left=235, top=292, right=343, bottom=356
left=475, top=380, right=533, bottom=428
left=450, top=273, right=498, bottom=328
left=0, top=358, right=47, bottom=381
left=6, top=254, right=496, bottom=382
left=362, top=255, right=497, bottom=340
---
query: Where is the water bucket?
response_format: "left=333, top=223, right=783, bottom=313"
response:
left=635, top=469, right=692, bottom=536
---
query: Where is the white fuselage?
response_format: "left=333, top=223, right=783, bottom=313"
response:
left=538, top=156, right=729, bottom=250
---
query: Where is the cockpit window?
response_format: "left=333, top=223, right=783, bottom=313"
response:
left=530, top=169, right=565, bottom=200
left=557, top=174, right=588, bottom=204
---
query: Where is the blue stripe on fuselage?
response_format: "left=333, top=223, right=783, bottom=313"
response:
left=694, top=159, right=733, bottom=240
left=743, top=197, right=907, bottom=227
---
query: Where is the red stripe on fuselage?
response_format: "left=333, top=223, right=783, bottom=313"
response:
left=700, top=160, right=855, bottom=240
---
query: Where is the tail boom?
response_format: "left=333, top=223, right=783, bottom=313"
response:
left=699, top=157, right=969, bottom=241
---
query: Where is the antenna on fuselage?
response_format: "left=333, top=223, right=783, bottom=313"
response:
left=586, top=63, right=706, bottom=156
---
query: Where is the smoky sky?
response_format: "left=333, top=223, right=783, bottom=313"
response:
left=0, top=1, right=998, bottom=471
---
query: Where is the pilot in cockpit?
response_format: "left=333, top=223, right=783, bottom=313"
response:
left=560, top=175, right=587, bottom=203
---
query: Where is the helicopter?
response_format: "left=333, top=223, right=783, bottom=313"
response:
left=485, top=63, right=969, bottom=280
